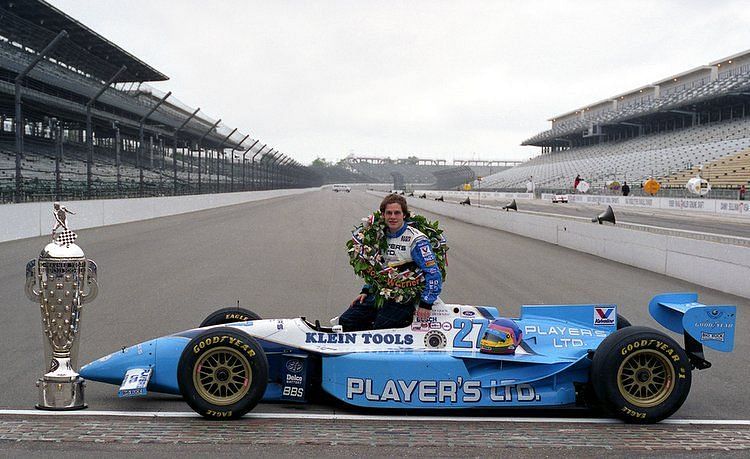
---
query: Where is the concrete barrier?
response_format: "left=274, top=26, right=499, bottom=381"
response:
left=0, top=188, right=317, bottom=243
left=403, top=196, right=750, bottom=299
left=538, top=192, right=750, bottom=218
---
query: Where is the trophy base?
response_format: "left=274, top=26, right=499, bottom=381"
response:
left=35, top=376, right=87, bottom=410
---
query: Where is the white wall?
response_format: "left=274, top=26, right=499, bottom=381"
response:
left=0, top=188, right=317, bottom=243
left=539, top=193, right=750, bottom=218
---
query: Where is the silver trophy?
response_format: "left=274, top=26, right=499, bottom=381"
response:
left=25, top=203, right=97, bottom=410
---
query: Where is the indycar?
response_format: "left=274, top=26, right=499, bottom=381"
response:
left=80, top=293, right=735, bottom=423
left=551, top=194, right=569, bottom=203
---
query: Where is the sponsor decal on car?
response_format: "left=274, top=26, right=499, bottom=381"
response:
left=285, top=374, right=304, bottom=385
left=701, top=331, right=725, bottom=342
left=424, top=330, right=447, bottom=349
left=305, top=332, right=414, bottom=345
left=524, top=325, right=607, bottom=348
left=282, top=386, right=305, bottom=399
left=594, top=307, right=615, bottom=326
left=118, top=368, right=152, bottom=398
left=693, top=309, right=735, bottom=329
left=285, top=359, right=304, bottom=374
left=412, top=317, right=452, bottom=332
left=282, top=356, right=307, bottom=401
left=346, top=378, right=541, bottom=403
left=461, top=310, right=475, bottom=317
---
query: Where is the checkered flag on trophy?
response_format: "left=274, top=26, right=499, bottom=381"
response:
left=55, top=229, right=78, bottom=247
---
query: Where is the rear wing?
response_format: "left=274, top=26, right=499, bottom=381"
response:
left=649, top=293, right=736, bottom=369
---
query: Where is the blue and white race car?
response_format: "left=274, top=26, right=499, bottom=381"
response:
left=81, top=293, right=736, bottom=423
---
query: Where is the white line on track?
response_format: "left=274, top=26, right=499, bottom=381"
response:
left=0, top=409, right=748, bottom=425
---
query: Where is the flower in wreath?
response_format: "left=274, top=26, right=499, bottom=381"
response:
left=346, top=211, right=448, bottom=307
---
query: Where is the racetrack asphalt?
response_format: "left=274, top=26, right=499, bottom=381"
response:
left=0, top=189, right=747, bottom=454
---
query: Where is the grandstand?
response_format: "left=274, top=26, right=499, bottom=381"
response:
left=0, top=0, right=319, bottom=203
left=343, top=156, right=517, bottom=189
left=432, top=166, right=476, bottom=190
left=482, top=50, right=750, bottom=196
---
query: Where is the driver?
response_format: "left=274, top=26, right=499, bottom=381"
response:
left=339, top=194, right=442, bottom=331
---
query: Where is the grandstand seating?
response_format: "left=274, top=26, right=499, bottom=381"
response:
left=664, top=149, right=750, bottom=187
left=483, top=117, right=750, bottom=191
left=0, top=136, right=282, bottom=202
left=0, top=41, right=218, bottom=140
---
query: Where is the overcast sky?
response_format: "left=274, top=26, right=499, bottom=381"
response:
left=49, top=0, right=750, bottom=165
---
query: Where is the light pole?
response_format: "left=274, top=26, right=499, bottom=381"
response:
left=249, top=144, right=267, bottom=191
left=171, top=108, right=200, bottom=195
left=195, top=119, right=221, bottom=194
left=240, top=140, right=260, bottom=191
left=86, top=65, right=126, bottom=196
left=138, top=91, right=172, bottom=196
left=230, top=134, right=250, bottom=192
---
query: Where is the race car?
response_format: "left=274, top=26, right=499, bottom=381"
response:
left=80, top=293, right=735, bottom=423
left=552, top=194, right=569, bottom=203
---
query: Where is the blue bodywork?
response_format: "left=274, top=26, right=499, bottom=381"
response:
left=80, top=293, right=736, bottom=410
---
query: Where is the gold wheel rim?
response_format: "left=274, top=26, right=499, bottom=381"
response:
left=617, top=349, right=674, bottom=407
left=193, top=346, right=252, bottom=406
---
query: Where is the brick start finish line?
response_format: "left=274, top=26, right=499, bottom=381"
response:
left=0, top=416, right=748, bottom=451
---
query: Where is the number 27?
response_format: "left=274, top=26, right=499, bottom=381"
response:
left=453, top=318, right=488, bottom=348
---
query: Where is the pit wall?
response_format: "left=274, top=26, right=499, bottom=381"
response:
left=0, top=188, right=317, bottom=244
left=403, top=194, right=750, bottom=299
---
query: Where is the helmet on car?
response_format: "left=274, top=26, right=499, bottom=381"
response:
left=480, top=318, right=522, bottom=354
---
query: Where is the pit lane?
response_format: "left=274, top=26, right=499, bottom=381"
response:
left=0, top=189, right=747, bottom=453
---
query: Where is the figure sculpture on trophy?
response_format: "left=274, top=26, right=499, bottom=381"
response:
left=52, top=202, right=75, bottom=234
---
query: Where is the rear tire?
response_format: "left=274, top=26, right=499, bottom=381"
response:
left=199, top=307, right=261, bottom=328
left=591, top=326, right=691, bottom=423
left=177, top=327, right=268, bottom=419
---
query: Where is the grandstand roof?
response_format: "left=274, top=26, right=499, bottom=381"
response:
left=548, top=85, right=655, bottom=121
left=654, top=65, right=712, bottom=86
left=0, top=0, right=168, bottom=82
left=709, top=49, right=750, bottom=66
left=547, top=51, right=750, bottom=123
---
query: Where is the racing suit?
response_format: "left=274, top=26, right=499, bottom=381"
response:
left=340, top=222, right=442, bottom=331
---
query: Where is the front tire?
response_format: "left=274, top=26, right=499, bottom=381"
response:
left=177, top=327, right=268, bottom=419
left=199, top=307, right=261, bottom=328
left=591, top=326, right=691, bottom=423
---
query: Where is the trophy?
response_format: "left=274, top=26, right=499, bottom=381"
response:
left=25, top=203, right=97, bottom=410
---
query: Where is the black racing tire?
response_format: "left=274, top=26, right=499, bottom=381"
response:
left=591, top=326, right=691, bottom=423
left=199, top=307, right=262, bottom=328
left=177, top=327, right=268, bottom=419
left=617, top=314, right=631, bottom=329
